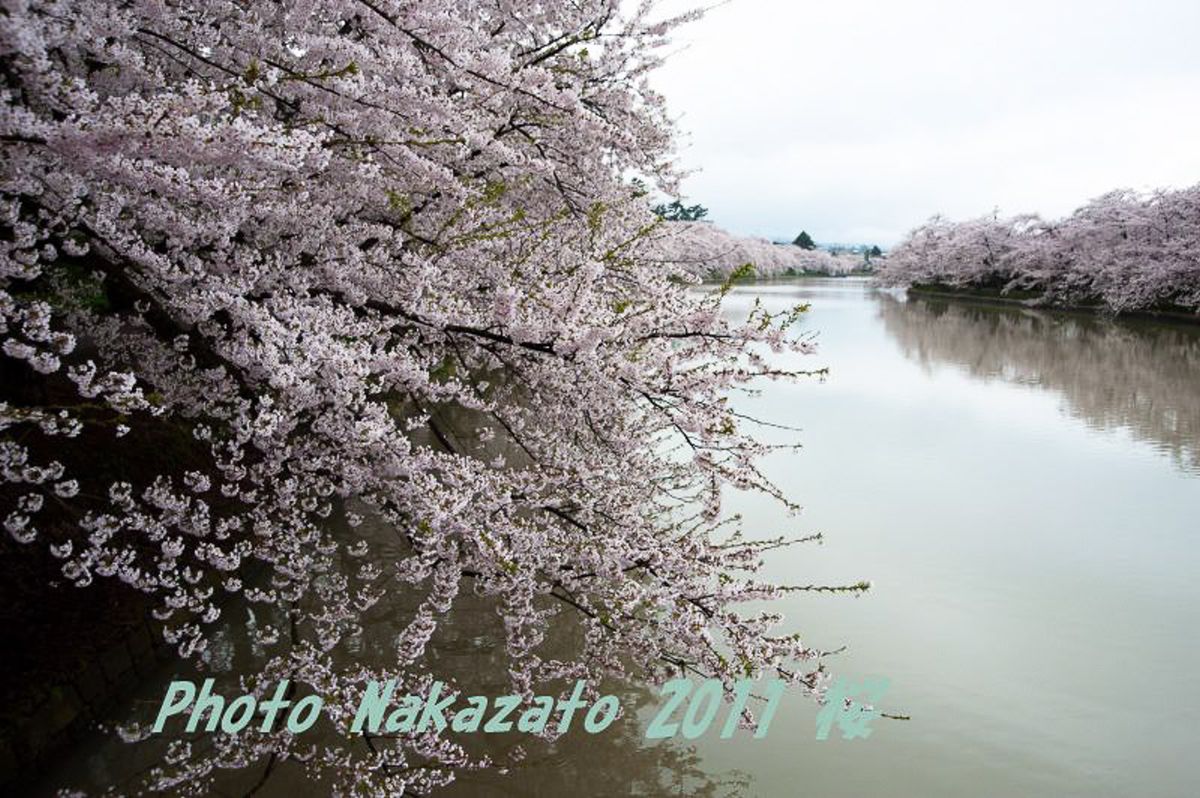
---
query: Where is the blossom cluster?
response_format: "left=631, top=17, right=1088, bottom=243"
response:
left=876, top=185, right=1200, bottom=314
left=652, top=222, right=862, bottom=278
left=1, top=1, right=844, bottom=793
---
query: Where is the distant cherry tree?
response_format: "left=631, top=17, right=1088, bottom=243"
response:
left=878, top=187, right=1200, bottom=314
left=1, top=1, right=851, bottom=793
left=657, top=223, right=859, bottom=278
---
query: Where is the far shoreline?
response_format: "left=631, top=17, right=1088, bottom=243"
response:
left=701, top=275, right=1200, bottom=326
left=903, top=284, right=1200, bottom=326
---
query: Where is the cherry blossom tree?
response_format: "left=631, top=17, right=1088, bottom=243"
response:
left=1, top=1, right=853, bottom=793
left=652, top=221, right=860, bottom=278
left=878, top=185, right=1200, bottom=315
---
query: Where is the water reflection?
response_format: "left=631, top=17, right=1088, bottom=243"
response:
left=36, top=281, right=1200, bottom=797
left=41, top=497, right=751, bottom=797
left=876, top=292, right=1200, bottom=473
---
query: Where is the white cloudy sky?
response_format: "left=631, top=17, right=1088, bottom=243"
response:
left=647, top=0, right=1200, bottom=245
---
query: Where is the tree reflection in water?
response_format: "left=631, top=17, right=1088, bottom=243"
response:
left=44, top=396, right=754, bottom=797
left=876, top=292, right=1200, bottom=473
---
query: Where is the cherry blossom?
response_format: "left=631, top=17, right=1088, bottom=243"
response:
left=1, top=1, right=851, bottom=793
left=878, top=186, right=1200, bottom=314
left=654, top=221, right=861, bottom=278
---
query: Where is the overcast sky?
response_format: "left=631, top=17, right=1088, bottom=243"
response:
left=648, top=0, right=1200, bottom=246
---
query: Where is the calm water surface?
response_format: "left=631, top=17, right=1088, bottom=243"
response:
left=697, top=278, right=1199, bottom=798
left=46, top=278, right=1200, bottom=797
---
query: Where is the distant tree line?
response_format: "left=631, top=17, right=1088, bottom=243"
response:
left=652, top=199, right=709, bottom=222
left=649, top=207, right=884, bottom=274
left=876, top=184, right=1200, bottom=314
